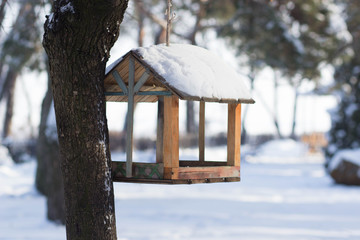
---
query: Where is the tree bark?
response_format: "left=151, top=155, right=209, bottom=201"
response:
left=43, top=1, right=128, bottom=239
left=35, top=67, right=53, bottom=196
left=2, top=68, right=17, bottom=139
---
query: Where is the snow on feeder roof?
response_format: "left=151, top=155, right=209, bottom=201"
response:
left=104, top=44, right=255, bottom=104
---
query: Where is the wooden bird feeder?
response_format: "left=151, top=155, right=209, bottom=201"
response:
left=104, top=44, right=254, bottom=184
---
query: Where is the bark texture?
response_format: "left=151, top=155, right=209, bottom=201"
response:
left=43, top=1, right=128, bottom=239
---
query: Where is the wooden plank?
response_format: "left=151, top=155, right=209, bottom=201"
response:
left=137, top=91, right=172, bottom=96
left=177, top=166, right=240, bottom=180
left=238, top=98, right=255, bottom=104
left=104, top=91, right=172, bottom=97
left=164, top=167, right=178, bottom=179
left=134, top=65, right=146, bottom=83
left=219, top=98, right=238, bottom=104
left=179, top=160, right=227, bottom=167
left=112, top=70, right=128, bottom=95
left=104, top=83, right=120, bottom=92
left=104, top=92, right=126, bottom=96
left=201, top=97, right=219, bottom=103
left=126, top=56, right=135, bottom=177
left=112, top=162, right=164, bottom=180
left=199, top=101, right=205, bottom=162
left=163, top=95, right=179, bottom=179
left=139, top=85, right=167, bottom=92
left=117, top=62, right=130, bottom=84
left=133, top=71, right=150, bottom=94
left=112, top=176, right=240, bottom=184
left=227, top=103, right=241, bottom=167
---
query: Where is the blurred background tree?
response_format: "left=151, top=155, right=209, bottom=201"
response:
left=324, top=1, right=360, bottom=184
left=218, top=0, right=346, bottom=140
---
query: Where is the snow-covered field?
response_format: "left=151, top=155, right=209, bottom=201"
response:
left=1, top=144, right=360, bottom=240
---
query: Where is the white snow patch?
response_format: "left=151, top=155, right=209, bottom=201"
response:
left=60, top=2, right=75, bottom=14
left=134, top=44, right=253, bottom=101
left=247, top=139, right=316, bottom=164
left=105, top=57, right=123, bottom=75
left=48, top=13, right=54, bottom=22
left=2, top=149, right=360, bottom=239
left=99, top=140, right=111, bottom=194
left=47, top=13, right=55, bottom=29
left=45, top=103, right=58, bottom=141
left=328, top=148, right=360, bottom=171
left=256, top=139, right=308, bottom=158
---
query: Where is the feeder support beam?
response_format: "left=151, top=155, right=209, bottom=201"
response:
left=126, top=56, right=135, bottom=177
left=134, top=70, right=150, bottom=94
left=199, top=101, right=205, bottom=162
left=227, top=103, right=241, bottom=167
left=112, top=70, right=128, bottom=95
left=163, top=95, right=179, bottom=179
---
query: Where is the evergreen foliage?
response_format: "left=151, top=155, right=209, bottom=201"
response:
left=325, top=1, right=360, bottom=165
left=218, top=0, right=345, bottom=80
left=325, top=62, right=360, bottom=163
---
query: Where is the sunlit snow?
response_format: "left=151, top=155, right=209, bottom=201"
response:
left=1, top=144, right=360, bottom=240
left=134, top=44, right=253, bottom=101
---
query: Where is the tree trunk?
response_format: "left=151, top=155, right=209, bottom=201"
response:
left=290, top=89, right=300, bottom=139
left=241, top=72, right=255, bottom=144
left=253, top=88, right=283, bottom=138
left=35, top=63, right=65, bottom=224
left=290, top=79, right=303, bottom=139
left=186, top=101, right=196, bottom=134
left=2, top=68, right=17, bottom=139
left=43, top=1, right=128, bottom=239
left=273, top=70, right=279, bottom=132
left=185, top=3, right=207, bottom=136
left=35, top=67, right=53, bottom=195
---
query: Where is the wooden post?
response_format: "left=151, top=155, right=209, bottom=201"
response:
left=163, top=95, right=179, bottom=179
left=156, top=97, right=164, bottom=163
left=227, top=103, right=241, bottom=167
left=126, top=57, right=135, bottom=177
left=199, top=101, right=205, bottom=162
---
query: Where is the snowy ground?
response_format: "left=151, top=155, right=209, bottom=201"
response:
left=1, top=144, right=360, bottom=240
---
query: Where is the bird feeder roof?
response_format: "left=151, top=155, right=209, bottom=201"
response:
left=104, top=44, right=255, bottom=104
